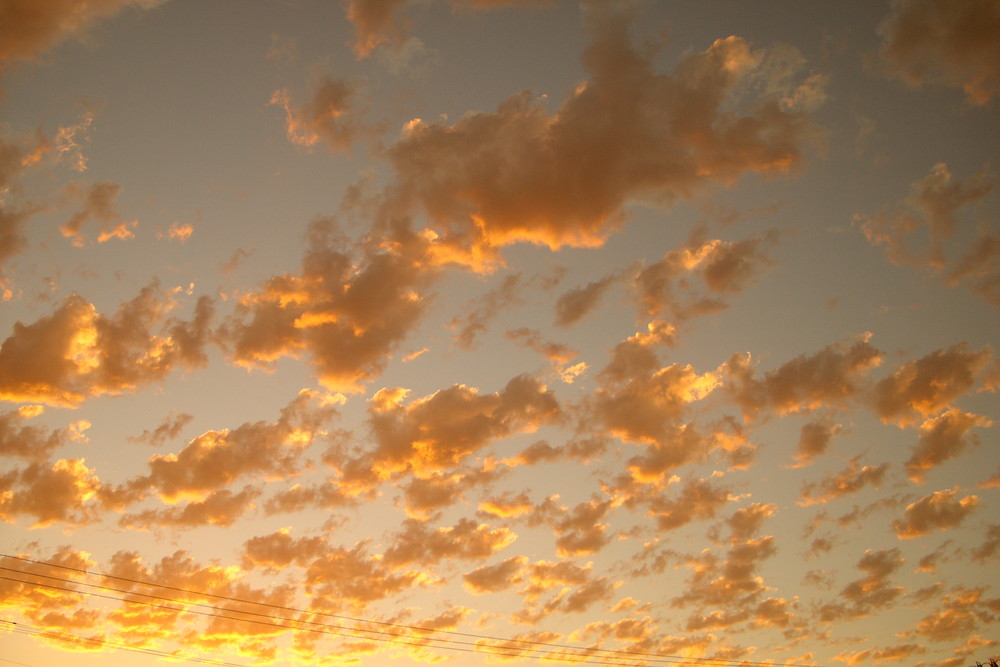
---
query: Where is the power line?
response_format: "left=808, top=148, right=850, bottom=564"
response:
left=1, top=552, right=822, bottom=667
left=0, top=573, right=653, bottom=666
left=1, top=620, right=247, bottom=666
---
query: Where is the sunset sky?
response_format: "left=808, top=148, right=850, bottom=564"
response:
left=1, top=1, right=999, bottom=666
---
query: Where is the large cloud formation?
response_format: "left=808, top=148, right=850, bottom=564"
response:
left=386, top=5, right=822, bottom=267
left=879, top=0, right=1000, bottom=105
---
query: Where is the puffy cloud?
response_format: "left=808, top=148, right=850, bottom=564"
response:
left=635, top=232, right=777, bottom=321
left=270, top=75, right=375, bottom=153
left=387, top=8, right=820, bottom=264
left=672, top=536, right=777, bottom=613
left=554, top=273, right=620, bottom=327
left=382, top=517, right=516, bottom=569
left=798, top=456, right=889, bottom=506
left=0, top=405, right=66, bottom=460
left=345, top=0, right=552, bottom=59
left=859, top=163, right=998, bottom=303
left=451, top=273, right=524, bottom=349
left=0, top=457, right=101, bottom=527
left=220, top=217, right=434, bottom=393
left=909, top=587, right=996, bottom=642
left=126, top=412, right=194, bottom=447
left=463, top=555, right=527, bottom=594
left=792, top=419, right=842, bottom=466
left=646, top=478, right=732, bottom=531
left=0, top=0, right=165, bottom=70
left=0, top=285, right=213, bottom=406
left=872, top=343, right=993, bottom=426
left=241, top=528, right=329, bottom=571
left=817, top=548, right=905, bottom=622
left=552, top=497, right=612, bottom=557
left=339, top=373, right=559, bottom=490
left=130, top=389, right=337, bottom=503
left=906, top=408, right=992, bottom=482
left=879, top=0, right=1000, bottom=105
left=723, top=334, right=882, bottom=420
left=969, top=523, right=1000, bottom=563
left=892, top=487, right=978, bottom=539
left=302, top=544, right=419, bottom=611
left=515, top=560, right=618, bottom=622
left=60, top=181, right=138, bottom=247
left=118, top=485, right=261, bottom=530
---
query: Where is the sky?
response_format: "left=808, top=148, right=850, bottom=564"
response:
left=0, top=0, right=999, bottom=666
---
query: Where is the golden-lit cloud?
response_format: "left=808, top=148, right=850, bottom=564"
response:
left=0, top=286, right=213, bottom=406
left=872, top=343, right=994, bottom=425
left=723, top=334, right=882, bottom=419
left=798, top=456, right=888, bottom=505
left=879, top=0, right=1000, bottom=105
left=817, top=548, right=905, bottom=622
left=892, top=487, right=979, bottom=539
left=220, top=218, right=434, bottom=393
left=859, top=163, right=998, bottom=304
left=60, top=181, right=137, bottom=247
left=271, top=75, right=374, bottom=153
left=387, top=10, right=821, bottom=264
left=338, top=373, right=559, bottom=490
left=0, top=0, right=166, bottom=70
left=906, top=408, right=992, bottom=482
left=0, top=457, right=102, bottom=527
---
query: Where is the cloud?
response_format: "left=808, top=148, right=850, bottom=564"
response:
left=270, top=76, right=374, bottom=153
left=906, top=408, right=992, bottom=482
left=551, top=497, right=612, bottom=557
left=0, top=405, right=66, bottom=460
left=723, top=334, right=882, bottom=420
left=382, top=517, right=516, bottom=569
left=635, top=231, right=777, bottom=321
left=646, top=478, right=732, bottom=531
left=872, top=343, right=993, bottom=426
left=0, top=285, right=214, bottom=406
left=0, top=0, right=165, bottom=70
left=798, top=456, right=888, bottom=505
left=60, top=181, right=137, bottom=247
left=817, top=548, right=905, bottom=622
left=450, top=273, right=524, bottom=349
left=554, top=273, right=620, bottom=327
left=127, top=412, right=194, bottom=447
left=909, top=587, right=996, bottom=642
left=338, top=373, right=559, bottom=491
left=892, top=487, right=978, bottom=539
left=220, top=218, right=436, bottom=393
left=792, top=419, right=842, bottom=466
left=345, top=0, right=553, bottom=59
left=858, top=163, right=998, bottom=303
left=0, top=457, right=102, bottom=527
left=118, top=485, right=261, bottom=530
left=878, top=0, right=1000, bottom=105
left=128, top=389, right=338, bottom=503
left=387, top=7, right=820, bottom=264
left=463, top=555, right=527, bottom=594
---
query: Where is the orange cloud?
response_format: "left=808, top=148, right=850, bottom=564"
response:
left=338, top=373, right=559, bottom=490
left=131, top=390, right=337, bottom=503
left=0, top=406, right=66, bottom=460
left=463, top=555, right=527, bottom=594
left=118, top=485, right=261, bottom=530
left=906, top=408, right=992, bottom=482
left=387, top=8, right=821, bottom=264
left=0, top=0, right=165, bottom=70
left=271, top=76, right=374, bottom=153
left=792, top=419, right=842, bottom=466
left=798, top=456, right=889, bottom=506
left=872, top=343, right=993, bottom=426
left=646, top=478, right=732, bottom=531
left=60, top=181, right=138, bottom=247
left=0, top=457, right=102, bottom=527
left=817, top=548, right=905, bottom=622
left=382, top=517, right=516, bottom=569
left=0, top=285, right=213, bottom=406
left=724, top=334, right=882, bottom=419
left=858, top=163, right=998, bottom=303
left=879, top=0, right=1000, bottom=105
left=220, top=218, right=434, bottom=393
left=892, top=487, right=978, bottom=539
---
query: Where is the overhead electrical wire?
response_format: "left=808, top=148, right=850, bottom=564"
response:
left=1, top=553, right=823, bottom=667
left=1, top=619, right=247, bottom=666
